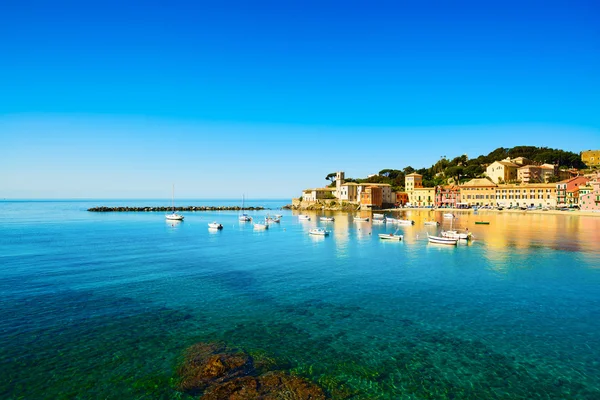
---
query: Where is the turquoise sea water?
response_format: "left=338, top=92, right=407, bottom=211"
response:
left=1, top=200, right=600, bottom=399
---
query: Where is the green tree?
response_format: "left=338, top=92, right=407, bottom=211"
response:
left=325, top=172, right=337, bottom=183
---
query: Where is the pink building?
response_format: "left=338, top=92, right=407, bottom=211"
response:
left=580, top=174, right=600, bottom=211
left=435, top=185, right=460, bottom=208
left=556, top=176, right=589, bottom=207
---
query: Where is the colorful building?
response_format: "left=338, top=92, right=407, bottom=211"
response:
left=580, top=174, right=600, bottom=211
left=412, top=187, right=436, bottom=207
left=395, top=192, right=409, bottom=206
left=360, top=186, right=383, bottom=209
left=435, top=185, right=460, bottom=208
left=494, top=183, right=557, bottom=208
left=459, top=178, right=497, bottom=207
left=556, top=176, right=589, bottom=207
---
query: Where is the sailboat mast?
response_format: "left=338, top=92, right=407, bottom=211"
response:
left=172, top=184, right=175, bottom=213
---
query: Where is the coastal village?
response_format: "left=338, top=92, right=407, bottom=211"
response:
left=296, top=149, right=600, bottom=212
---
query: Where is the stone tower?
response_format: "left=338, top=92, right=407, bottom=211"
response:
left=336, top=171, right=345, bottom=195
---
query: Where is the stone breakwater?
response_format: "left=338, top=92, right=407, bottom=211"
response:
left=88, top=206, right=267, bottom=212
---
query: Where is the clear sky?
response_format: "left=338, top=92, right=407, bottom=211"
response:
left=1, top=0, right=599, bottom=199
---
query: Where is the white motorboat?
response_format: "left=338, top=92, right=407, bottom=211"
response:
left=427, top=234, right=458, bottom=245
left=165, top=184, right=184, bottom=221
left=378, top=233, right=403, bottom=241
left=372, top=218, right=386, bottom=224
left=320, top=216, right=335, bottom=222
left=424, top=220, right=439, bottom=226
left=298, top=214, right=311, bottom=221
left=309, top=227, right=330, bottom=236
left=267, top=216, right=281, bottom=223
left=386, top=217, right=397, bottom=223
left=354, top=217, right=370, bottom=222
left=396, top=219, right=414, bottom=225
left=208, top=222, right=223, bottom=230
left=373, top=213, right=385, bottom=219
left=443, top=213, right=455, bottom=218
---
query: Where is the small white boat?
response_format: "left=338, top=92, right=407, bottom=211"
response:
left=268, top=216, right=281, bottom=223
left=386, top=217, right=397, bottom=223
left=309, top=227, right=330, bottom=236
left=320, top=216, right=335, bottom=222
left=378, top=233, right=403, bottom=241
left=396, top=219, right=415, bottom=225
left=298, top=214, right=311, bottom=221
left=165, top=185, right=184, bottom=221
left=354, top=217, right=370, bottom=222
left=427, top=234, right=458, bottom=245
left=274, top=214, right=283, bottom=218
left=441, top=230, right=472, bottom=240
left=373, top=213, right=385, bottom=219
left=372, top=218, right=386, bottom=224
left=443, top=213, right=455, bottom=218
left=208, top=222, right=223, bottom=230
left=254, top=222, right=269, bottom=230
left=424, top=221, right=439, bottom=226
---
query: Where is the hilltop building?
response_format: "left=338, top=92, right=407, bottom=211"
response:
left=486, top=160, right=519, bottom=183
left=581, top=150, right=600, bottom=168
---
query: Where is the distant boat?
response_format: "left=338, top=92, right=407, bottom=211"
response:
left=165, top=184, right=184, bottom=221
left=386, top=217, right=397, bottom=223
left=254, top=219, right=269, bottom=230
left=373, top=213, right=385, bottom=219
left=208, top=222, right=223, bottom=230
left=238, top=195, right=252, bottom=222
left=378, top=233, right=403, bottom=241
left=443, top=213, right=455, bottom=218
left=424, top=220, right=439, bottom=226
left=298, top=214, right=311, bottom=221
left=354, top=216, right=369, bottom=222
left=427, top=233, right=458, bottom=245
left=309, top=227, right=330, bottom=236
left=396, top=219, right=414, bottom=225
left=320, top=216, right=335, bottom=222
left=475, top=221, right=490, bottom=225
left=372, top=218, right=386, bottom=224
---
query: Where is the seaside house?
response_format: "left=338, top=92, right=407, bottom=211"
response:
left=360, top=186, right=383, bottom=209
left=337, top=182, right=359, bottom=202
left=580, top=173, right=600, bottom=211
left=333, top=171, right=394, bottom=206
left=556, top=176, right=589, bottom=207
left=395, top=192, right=409, bottom=206
left=486, top=160, right=519, bottom=183
left=435, top=185, right=460, bottom=208
left=302, top=187, right=336, bottom=202
left=517, top=164, right=557, bottom=183
left=459, top=178, right=498, bottom=207
left=412, top=187, right=436, bottom=207
left=495, top=183, right=557, bottom=208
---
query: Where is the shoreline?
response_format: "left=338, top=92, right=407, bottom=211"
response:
left=87, top=206, right=270, bottom=212
left=378, top=207, right=600, bottom=217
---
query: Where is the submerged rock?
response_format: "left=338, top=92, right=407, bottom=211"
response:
left=175, top=342, right=326, bottom=399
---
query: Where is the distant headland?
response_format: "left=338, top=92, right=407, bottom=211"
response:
left=88, top=206, right=269, bottom=212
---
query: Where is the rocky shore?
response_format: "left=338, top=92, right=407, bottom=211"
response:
left=88, top=206, right=267, bottom=212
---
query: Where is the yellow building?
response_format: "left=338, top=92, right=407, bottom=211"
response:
left=582, top=150, right=600, bottom=168
left=405, top=173, right=423, bottom=191
left=486, top=160, right=519, bottom=184
left=494, top=183, right=557, bottom=208
left=459, top=178, right=498, bottom=206
left=411, top=187, right=436, bottom=207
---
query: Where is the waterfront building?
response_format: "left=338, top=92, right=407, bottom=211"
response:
left=435, top=185, right=460, bottom=208
left=486, top=160, right=519, bottom=184
left=405, top=173, right=423, bottom=191
left=580, top=173, right=600, bottom=211
left=581, top=150, right=600, bottom=168
left=337, top=182, right=359, bottom=202
left=302, top=187, right=336, bottom=202
left=360, top=183, right=395, bottom=205
left=412, top=187, right=436, bottom=207
left=360, top=186, right=383, bottom=209
left=494, top=183, right=557, bottom=208
left=395, top=192, right=409, bottom=206
left=517, top=164, right=557, bottom=183
left=556, top=176, right=589, bottom=207
left=459, top=178, right=497, bottom=207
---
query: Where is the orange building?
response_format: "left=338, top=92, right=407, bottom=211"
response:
left=395, top=192, right=409, bottom=206
left=360, top=186, right=383, bottom=208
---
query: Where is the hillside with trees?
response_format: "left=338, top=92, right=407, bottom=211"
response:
left=326, top=146, right=585, bottom=190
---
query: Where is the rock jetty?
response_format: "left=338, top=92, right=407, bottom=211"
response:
left=87, top=206, right=266, bottom=212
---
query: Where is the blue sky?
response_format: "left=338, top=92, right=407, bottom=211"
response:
left=1, top=1, right=599, bottom=198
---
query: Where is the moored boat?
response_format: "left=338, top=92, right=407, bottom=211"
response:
left=298, top=214, right=311, bottom=221
left=320, top=216, right=335, bottom=222
left=378, top=233, right=403, bottom=241
left=373, top=213, right=385, bottom=219
left=443, top=213, right=455, bottom=218
left=441, top=230, right=472, bottom=240
left=208, top=222, right=223, bottom=229
left=427, top=234, right=458, bottom=245
left=424, top=220, right=439, bottom=226
left=165, top=184, right=184, bottom=221
left=396, top=219, right=415, bottom=225
left=475, top=221, right=490, bottom=225
left=354, top=216, right=370, bottom=222
left=309, top=227, right=329, bottom=236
